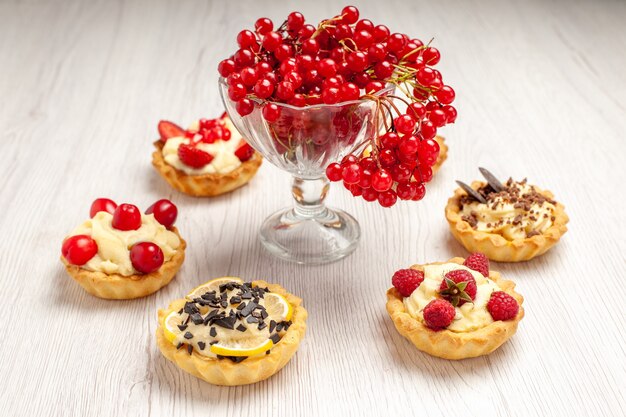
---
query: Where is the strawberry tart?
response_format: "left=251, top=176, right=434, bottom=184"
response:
left=152, top=113, right=262, bottom=197
left=386, top=253, right=524, bottom=360
left=156, top=277, right=307, bottom=385
left=61, top=198, right=186, bottom=299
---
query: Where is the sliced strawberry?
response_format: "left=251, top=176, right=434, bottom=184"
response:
left=158, top=120, right=186, bottom=142
left=235, top=141, right=255, bottom=162
left=178, top=144, right=214, bottom=168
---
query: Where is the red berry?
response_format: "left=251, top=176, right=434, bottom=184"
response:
left=359, top=157, right=377, bottom=170
left=380, top=132, right=400, bottom=149
left=240, top=67, right=258, bottom=86
left=387, top=33, right=406, bottom=54
left=326, top=163, right=343, bottom=181
left=322, top=87, right=340, bottom=104
left=377, top=189, right=397, bottom=207
left=463, top=253, right=490, bottom=277
left=362, top=188, right=378, bottom=202
left=417, top=138, right=440, bottom=165
left=435, top=85, right=455, bottom=104
left=398, top=135, right=419, bottom=156
left=392, top=268, right=424, bottom=297
left=178, top=144, right=214, bottom=168
left=391, top=163, right=412, bottom=182
left=287, top=11, right=305, bottom=31
left=301, top=38, right=319, bottom=55
left=227, top=82, right=247, bottom=101
left=254, top=18, right=273, bottom=35
left=235, top=142, right=255, bottom=162
left=236, top=98, right=254, bottom=116
left=90, top=198, right=117, bottom=218
left=237, top=29, right=257, bottom=49
left=443, top=105, right=458, bottom=123
left=379, top=149, right=397, bottom=167
left=412, top=183, right=426, bottom=201
left=341, top=163, right=362, bottom=184
left=423, top=47, right=441, bottom=65
left=374, top=61, right=393, bottom=79
left=487, top=291, right=520, bottom=321
left=416, top=67, right=436, bottom=86
left=233, top=48, right=254, bottom=67
left=317, top=58, right=337, bottom=77
left=284, top=71, right=303, bottom=88
left=407, top=102, right=426, bottom=120
left=347, top=183, right=363, bottom=196
left=262, top=103, right=281, bottom=122
left=373, top=25, right=390, bottom=42
left=262, top=31, right=282, bottom=51
left=62, top=235, right=98, bottom=266
left=339, top=82, right=360, bottom=101
left=355, top=19, right=374, bottom=32
left=439, top=269, right=477, bottom=306
left=130, top=242, right=164, bottom=274
left=430, top=109, right=447, bottom=127
left=420, top=119, right=437, bottom=140
left=365, top=81, right=384, bottom=94
left=158, top=120, right=185, bottom=142
left=279, top=58, right=297, bottom=74
left=423, top=299, right=455, bottom=330
left=276, top=81, right=295, bottom=100
left=146, top=199, right=178, bottom=229
left=346, top=51, right=368, bottom=72
left=274, top=43, right=294, bottom=61
left=396, top=182, right=417, bottom=200
left=354, top=29, right=374, bottom=49
left=371, top=169, right=393, bottom=192
left=395, top=114, right=416, bottom=135
left=298, top=24, right=316, bottom=40
left=112, top=204, right=142, bottom=231
left=254, top=78, right=275, bottom=99
left=218, top=59, right=236, bottom=77
left=341, top=5, right=359, bottom=24
left=368, top=43, right=386, bottom=62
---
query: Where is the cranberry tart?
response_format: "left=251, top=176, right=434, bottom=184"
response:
left=445, top=171, right=568, bottom=262
left=152, top=113, right=262, bottom=197
left=386, top=254, right=524, bottom=360
left=156, top=277, right=307, bottom=386
left=61, top=198, right=186, bottom=299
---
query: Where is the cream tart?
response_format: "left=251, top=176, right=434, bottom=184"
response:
left=156, top=277, right=307, bottom=386
left=446, top=169, right=568, bottom=262
left=152, top=113, right=262, bottom=197
left=61, top=198, right=185, bottom=299
left=386, top=254, right=524, bottom=360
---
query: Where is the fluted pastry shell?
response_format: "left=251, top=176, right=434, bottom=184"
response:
left=445, top=181, right=569, bottom=262
left=61, top=228, right=186, bottom=299
left=386, top=257, right=524, bottom=360
left=432, top=135, right=447, bottom=174
left=156, top=280, right=307, bottom=386
left=152, top=141, right=262, bottom=197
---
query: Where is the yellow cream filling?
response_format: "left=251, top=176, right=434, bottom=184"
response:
left=403, top=263, right=500, bottom=332
left=68, top=211, right=180, bottom=276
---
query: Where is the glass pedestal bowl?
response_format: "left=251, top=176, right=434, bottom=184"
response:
left=219, top=79, right=390, bottom=265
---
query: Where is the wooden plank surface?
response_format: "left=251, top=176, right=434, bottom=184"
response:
left=0, top=0, right=624, bottom=416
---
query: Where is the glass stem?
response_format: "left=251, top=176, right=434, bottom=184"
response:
left=291, top=176, right=330, bottom=218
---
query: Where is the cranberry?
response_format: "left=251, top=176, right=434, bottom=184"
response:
left=62, top=235, right=98, bottom=266
left=130, top=242, right=164, bottom=274
left=112, top=204, right=142, bottom=231
left=145, top=199, right=178, bottom=229
left=89, top=198, right=117, bottom=218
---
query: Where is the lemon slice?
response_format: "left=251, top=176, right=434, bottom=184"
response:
left=263, top=292, right=293, bottom=321
left=163, top=310, right=183, bottom=344
left=210, top=338, right=274, bottom=357
left=186, top=277, right=243, bottom=300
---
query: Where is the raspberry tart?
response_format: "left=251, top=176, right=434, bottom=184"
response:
left=386, top=254, right=524, bottom=360
left=445, top=169, right=569, bottom=261
left=61, top=198, right=186, bottom=299
left=152, top=113, right=262, bottom=197
left=156, top=277, right=307, bottom=386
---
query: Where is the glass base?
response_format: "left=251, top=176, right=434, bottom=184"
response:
left=259, top=206, right=361, bottom=265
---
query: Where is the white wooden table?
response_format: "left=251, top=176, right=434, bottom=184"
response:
left=1, top=0, right=624, bottom=416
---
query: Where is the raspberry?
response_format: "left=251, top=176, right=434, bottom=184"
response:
left=423, top=299, right=455, bottom=330
left=463, top=253, right=490, bottom=277
left=391, top=268, right=424, bottom=297
left=178, top=144, right=214, bottom=168
left=487, top=291, right=519, bottom=321
left=439, top=269, right=477, bottom=306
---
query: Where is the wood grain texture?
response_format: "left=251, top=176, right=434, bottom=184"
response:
left=0, top=0, right=624, bottom=416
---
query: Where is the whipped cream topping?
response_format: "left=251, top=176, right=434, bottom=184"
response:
left=168, top=281, right=291, bottom=361
left=403, top=263, right=500, bottom=332
left=162, top=118, right=243, bottom=175
left=68, top=211, right=181, bottom=276
left=460, top=179, right=557, bottom=240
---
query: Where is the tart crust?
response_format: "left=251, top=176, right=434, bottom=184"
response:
left=445, top=181, right=569, bottom=262
left=61, top=228, right=186, bottom=300
left=152, top=141, right=262, bottom=197
left=156, top=280, right=307, bottom=386
left=432, top=135, right=447, bottom=174
left=386, top=257, right=524, bottom=360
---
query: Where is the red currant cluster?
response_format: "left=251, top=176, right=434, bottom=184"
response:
left=219, top=5, right=456, bottom=207
left=62, top=198, right=179, bottom=274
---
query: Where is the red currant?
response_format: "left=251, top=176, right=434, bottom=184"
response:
left=234, top=48, right=255, bottom=67
left=420, top=119, right=437, bottom=140
left=299, top=24, right=316, bottom=40
left=274, top=44, right=294, bottom=61
left=398, top=135, right=419, bottom=156
left=379, top=149, right=397, bottom=167
left=396, top=182, right=416, bottom=200
left=90, top=198, right=117, bottom=218
left=387, top=33, right=406, bottom=54
left=365, top=81, right=384, bottom=94
left=354, top=30, right=374, bottom=49
left=416, top=67, right=435, bottom=86
left=378, top=189, right=397, bottom=207
left=130, top=242, right=164, bottom=274
left=391, top=163, right=413, bottom=182
left=359, top=157, right=377, bottom=170
left=262, top=103, right=281, bottom=122
left=380, top=132, right=400, bottom=149
left=371, top=169, right=393, bottom=192
left=146, top=199, right=178, bottom=229
left=374, top=61, right=393, bottom=79
left=255, top=17, right=273, bottom=35
left=62, top=235, right=98, bottom=266
left=355, top=19, right=374, bottom=32
left=301, top=38, right=319, bottom=55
